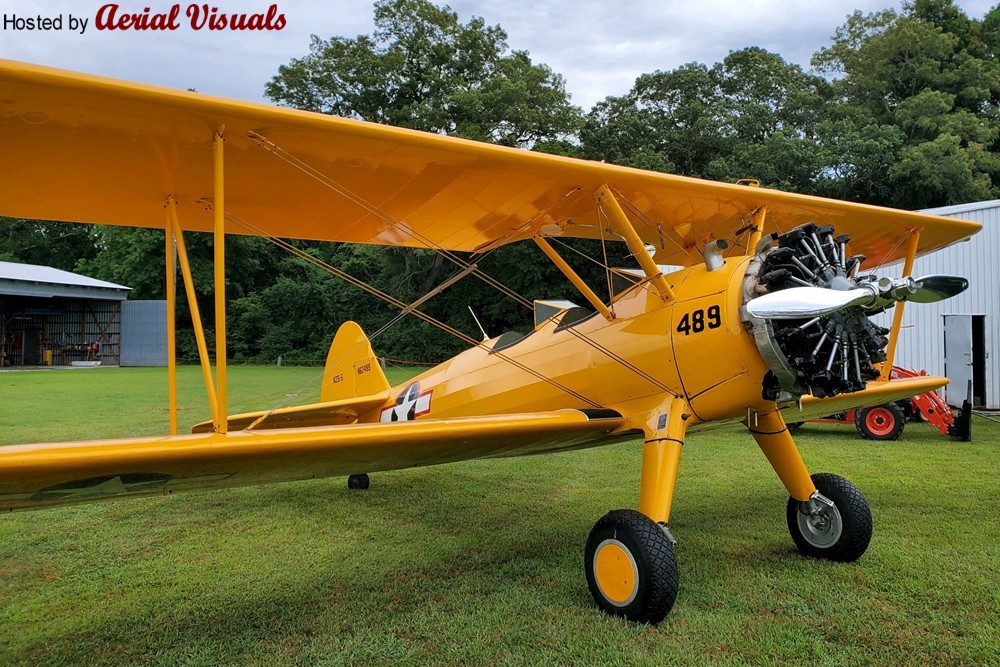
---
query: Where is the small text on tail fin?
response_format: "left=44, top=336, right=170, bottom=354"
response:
left=321, top=321, right=390, bottom=402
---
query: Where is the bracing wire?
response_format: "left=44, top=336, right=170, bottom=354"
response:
left=596, top=201, right=617, bottom=315
left=872, top=232, right=911, bottom=275
left=241, top=132, right=682, bottom=404
left=247, top=132, right=535, bottom=310
left=243, top=264, right=479, bottom=429
left=220, top=210, right=604, bottom=410
left=611, top=188, right=694, bottom=264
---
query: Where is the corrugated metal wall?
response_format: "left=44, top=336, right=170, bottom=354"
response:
left=873, top=201, right=999, bottom=408
left=121, top=300, right=167, bottom=367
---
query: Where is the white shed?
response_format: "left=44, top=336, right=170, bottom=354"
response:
left=873, top=200, right=999, bottom=409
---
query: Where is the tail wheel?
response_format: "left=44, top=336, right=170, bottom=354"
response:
left=855, top=403, right=905, bottom=440
left=787, top=473, right=872, bottom=562
left=347, top=473, right=370, bottom=490
left=584, top=509, right=678, bottom=624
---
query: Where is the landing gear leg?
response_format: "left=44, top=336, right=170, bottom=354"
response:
left=750, top=409, right=872, bottom=561
left=585, top=396, right=687, bottom=624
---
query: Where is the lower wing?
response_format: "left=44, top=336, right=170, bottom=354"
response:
left=0, top=409, right=623, bottom=511
left=780, top=374, right=949, bottom=422
left=680, top=374, right=951, bottom=434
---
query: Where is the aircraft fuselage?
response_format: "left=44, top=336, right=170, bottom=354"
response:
left=366, top=255, right=772, bottom=430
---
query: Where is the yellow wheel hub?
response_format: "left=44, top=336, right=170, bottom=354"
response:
left=593, top=539, right=639, bottom=606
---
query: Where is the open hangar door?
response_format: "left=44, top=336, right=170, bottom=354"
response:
left=943, top=314, right=987, bottom=409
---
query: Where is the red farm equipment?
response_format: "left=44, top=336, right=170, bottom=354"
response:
left=793, top=366, right=972, bottom=441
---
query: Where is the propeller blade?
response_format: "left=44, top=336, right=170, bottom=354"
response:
left=746, top=286, right=874, bottom=320
left=909, top=275, right=969, bottom=303
left=747, top=274, right=969, bottom=320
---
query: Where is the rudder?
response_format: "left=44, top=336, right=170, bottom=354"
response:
left=321, top=321, right=390, bottom=402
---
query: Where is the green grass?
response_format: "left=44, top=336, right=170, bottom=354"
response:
left=1, top=367, right=998, bottom=666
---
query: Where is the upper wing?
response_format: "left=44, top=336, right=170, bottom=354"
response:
left=0, top=409, right=624, bottom=511
left=0, top=60, right=981, bottom=266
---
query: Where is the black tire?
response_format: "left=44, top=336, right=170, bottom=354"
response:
left=584, top=509, right=678, bottom=624
left=786, top=473, right=872, bottom=562
left=787, top=421, right=804, bottom=432
left=855, top=403, right=905, bottom=440
left=347, top=473, right=370, bottom=490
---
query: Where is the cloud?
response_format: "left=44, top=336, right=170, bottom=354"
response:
left=0, top=0, right=994, bottom=110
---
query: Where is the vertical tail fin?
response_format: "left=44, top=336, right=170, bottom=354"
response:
left=321, top=321, right=390, bottom=402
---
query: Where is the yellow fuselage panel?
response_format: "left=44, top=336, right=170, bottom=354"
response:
left=368, top=258, right=770, bottom=425
left=671, top=258, right=771, bottom=421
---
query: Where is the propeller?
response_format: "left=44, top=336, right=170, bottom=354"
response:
left=747, top=274, right=968, bottom=320
left=744, top=221, right=974, bottom=401
left=746, top=286, right=875, bottom=319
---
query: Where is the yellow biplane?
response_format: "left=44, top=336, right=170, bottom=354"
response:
left=0, top=61, right=981, bottom=623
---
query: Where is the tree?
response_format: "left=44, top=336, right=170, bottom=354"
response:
left=702, top=48, right=832, bottom=190
left=261, top=0, right=587, bottom=361
left=985, top=5, right=1000, bottom=61
left=266, top=0, right=581, bottom=147
left=0, top=218, right=97, bottom=271
left=813, top=0, right=1000, bottom=207
left=72, top=226, right=293, bottom=360
left=581, top=49, right=830, bottom=192
left=581, top=63, right=721, bottom=175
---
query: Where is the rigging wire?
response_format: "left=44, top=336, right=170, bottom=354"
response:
left=222, top=210, right=603, bottom=409
left=612, top=189, right=694, bottom=264
left=243, top=263, right=479, bottom=428
left=469, top=187, right=584, bottom=257
left=247, top=132, right=535, bottom=310
left=243, top=132, right=680, bottom=401
left=596, top=201, right=617, bottom=315
left=871, top=232, right=911, bottom=275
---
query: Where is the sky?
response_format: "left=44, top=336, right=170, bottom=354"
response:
left=1, top=0, right=996, bottom=111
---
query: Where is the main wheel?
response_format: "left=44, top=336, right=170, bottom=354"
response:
left=855, top=403, right=904, bottom=440
left=787, top=473, right=872, bottom=562
left=347, top=473, right=370, bottom=490
left=584, top=509, right=678, bottom=624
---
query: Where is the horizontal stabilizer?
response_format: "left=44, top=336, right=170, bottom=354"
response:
left=190, top=393, right=389, bottom=433
left=190, top=321, right=392, bottom=433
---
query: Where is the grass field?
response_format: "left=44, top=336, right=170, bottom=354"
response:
left=1, top=366, right=998, bottom=666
